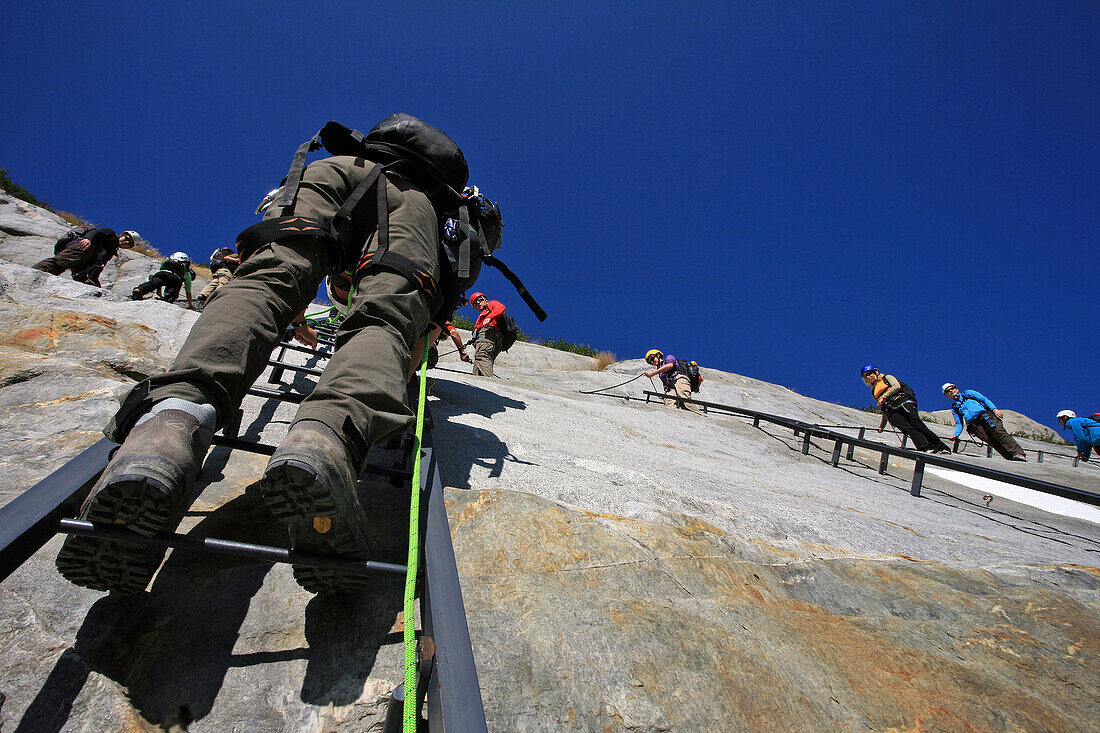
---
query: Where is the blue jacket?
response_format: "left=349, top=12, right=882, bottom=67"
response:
left=1064, top=417, right=1100, bottom=456
left=949, top=389, right=997, bottom=437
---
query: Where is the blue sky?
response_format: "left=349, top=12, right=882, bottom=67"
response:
left=3, top=2, right=1096, bottom=433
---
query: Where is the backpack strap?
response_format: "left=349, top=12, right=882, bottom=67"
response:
left=480, top=252, right=548, bottom=322
left=350, top=166, right=443, bottom=313
left=456, top=206, right=474, bottom=279
left=277, top=130, right=324, bottom=212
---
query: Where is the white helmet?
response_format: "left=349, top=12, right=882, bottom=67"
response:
left=1056, top=410, right=1076, bottom=420
left=325, top=272, right=353, bottom=314
left=941, top=382, right=956, bottom=394
left=169, top=251, right=190, bottom=265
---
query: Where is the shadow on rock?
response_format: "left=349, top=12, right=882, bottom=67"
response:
left=300, top=586, right=401, bottom=706
left=427, top=377, right=534, bottom=488
left=18, top=487, right=280, bottom=731
left=299, top=469, right=409, bottom=705
left=428, top=376, right=526, bottom=420
left=20, top=462, right=411, bottom=730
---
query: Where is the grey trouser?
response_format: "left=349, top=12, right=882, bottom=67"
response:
left=106, top=155, right=440, bottom=469
left=663, top=374, right=701, bottom=413
left=198, top=267, right=233, bottom=299
left=968, top=414, right=1024, bottom=459
left=32, top=243, right=95, bottom=275
left=472, top=328, right=500, bottom=377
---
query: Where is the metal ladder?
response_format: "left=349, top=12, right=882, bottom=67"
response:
left=0, top=317, right=487, bottom=732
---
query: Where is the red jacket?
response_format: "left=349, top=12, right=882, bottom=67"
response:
left=474, top=300, right=506, bottom=332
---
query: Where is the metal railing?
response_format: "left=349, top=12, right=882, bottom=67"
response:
left=636, top=391, right=1100, bottom=507
left=813, top=422, right=1097, bottom=469
left=0, top=327, right=487, bottom=731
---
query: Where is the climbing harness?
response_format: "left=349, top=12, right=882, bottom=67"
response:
left=404, top=339, right=430, bottom=731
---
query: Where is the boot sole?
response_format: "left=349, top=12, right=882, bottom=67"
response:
left=261, top=460, right=373, bottom=595
left=55, top=534, right=162, bottom=595
left=54, top=475, right=177, bottom=594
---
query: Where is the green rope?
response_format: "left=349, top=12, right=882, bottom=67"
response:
left=403, top=338, right=431, bottom=731
left=304, top=305, right=342, bottom=323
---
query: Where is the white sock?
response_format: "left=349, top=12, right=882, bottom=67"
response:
left=135, top=398, right=217, bottom=448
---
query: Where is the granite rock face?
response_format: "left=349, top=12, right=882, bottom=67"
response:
left=0, top=189, right=208, bottom=299
left=0, top=190, right=1097, bottom=732
left=449, top=489, right=1099, bottom=732
left=0, top=262, right=199, bottom=505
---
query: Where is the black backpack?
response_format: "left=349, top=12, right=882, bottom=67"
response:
left=676, top=359, right=703, bottom=392
left=54, top=225, right=93, bottom=255
left=159, top=259, right=184, bottom=277
left=496, top=312, right=520, bottom=352
left=887, top=378, right=917, bottom=405
left=236, top=117, right=546, bottom=327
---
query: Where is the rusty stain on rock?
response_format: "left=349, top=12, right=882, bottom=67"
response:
left=448, top=488, right=1100, bottom=732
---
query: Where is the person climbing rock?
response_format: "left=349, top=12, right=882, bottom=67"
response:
left=644, top=349, right=702, bottom=414
left=195, top=246, right=240, bottom=308
left=33, top=227, right=135, bottom=285
left=942, top=383, right=1026, bottom=460
left=860, top=365, right=950, bottom=453
left=131, top=251, right=196, bottom=307
left=1056, top=410, right=1100, bottom=461
left=55, top=114, right=485, bottom=596
left=469, top=292, right=506, bottom=377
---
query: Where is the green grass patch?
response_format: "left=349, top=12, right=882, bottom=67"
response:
left=533, top=337, right=597, bottom=357
left=0, top=167, right=49, bottom=209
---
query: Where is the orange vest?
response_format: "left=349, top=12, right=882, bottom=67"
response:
left=872, top=379, right=890, bottom=401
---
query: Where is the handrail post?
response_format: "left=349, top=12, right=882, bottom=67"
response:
left=987, top=446, right=993, bottom=458
left=753, top=417, right=760, bottom=427
left=1074, top=456, right=1080, bottom=467
left=878, top=451, right=889, bottom=475
left=1037, top=451, right=1044, bottom=463
left=900, top=434, right=908, bottom=448
left=801, top=432, right=811, bottom=455
left=910, top=459, right=925, bottom=497
left=847, top=427, right=864, bottom=461
left=952, top=437, right=960, bottom=454
left=831, top=439, right=843, bottom=467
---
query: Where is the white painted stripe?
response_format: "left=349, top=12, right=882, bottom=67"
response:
left=925, top=466, right=1100, bottom=524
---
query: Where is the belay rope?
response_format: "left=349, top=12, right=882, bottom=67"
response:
left=578, top=372, right=647, bottom=395
left=403, top=338, right=431, bottom=731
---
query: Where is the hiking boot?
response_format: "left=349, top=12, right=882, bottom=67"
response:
left=260, top=421, right=373, bottom=594
left=130, top=288, right=143, bottom=300
left=1009, top=454, right=1028, bottom=461
left=55, top=409, right=209, bottom=594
